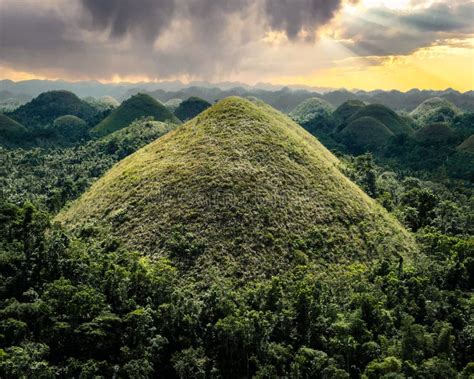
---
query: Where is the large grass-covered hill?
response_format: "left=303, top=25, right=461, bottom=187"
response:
left=339, top=116, right=394, bottom=152
left=58, top=97, right=415, bottom=280
left=91, top=93, right=180, bottom=137
left=9, top=90, right=97, bottom=128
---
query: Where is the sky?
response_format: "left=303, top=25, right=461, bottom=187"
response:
left=0, top=0, right=473, bottom=91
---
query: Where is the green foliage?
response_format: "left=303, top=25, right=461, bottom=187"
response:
left=415, top=123, right=456, bottom=145
left=91, top=93, right=180, bottom=137
left=174, top=96, right=211, bottom=122
left=339, top=117, right=394, bottom=153
left=348, top=104, right=414, bottom=135
left=289, top=97, right=335, bottom=134
left=0, top=114, right=28, bottom=145
left=333, top=99, right=366, bottom=129
left=411, top=97, right=462, bottom=127
left=8, top=90, right=97, bottom=128
left=58, top=97, right=415, bottom=280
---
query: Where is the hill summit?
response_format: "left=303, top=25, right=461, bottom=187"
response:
left=9, top=90, right=97, bottom=128
left=58, top=97, right=415, bottom=279
left=91, top=93, right=180, bottom=137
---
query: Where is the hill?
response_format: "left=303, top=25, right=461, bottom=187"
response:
left=415, top=123, right=456, bottom=144
left=333, top=99, right=365, bottom=128
left=0, top=113, right=28, bottom=144
left=289, top=97, right=334, bottom=132
left=91, top=93, right=180, bottom=137
left=348, top=104, right=414, bottom=135
left=9, top=90, right=97, bottom=128
left=58, top=97, right=415, bottom=280
left=174, top=96, right=212, bottom=121
left=50, top=115, right=89, bottom=142
left=164, top=98, right=183, bottom=112
left=410, top=97, right=462, bottom=125
left=457, top=134, right=474, bottom=153
left=338, top=116, right=394, bottom=152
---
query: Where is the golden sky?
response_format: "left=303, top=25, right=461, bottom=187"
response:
left=0, top=0, right=473, bottom=91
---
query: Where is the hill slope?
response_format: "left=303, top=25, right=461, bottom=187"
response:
left=339, top=116, right=394, bottom=152
left=0, top=113, right=28, bottom=143
left=9, top=90, right=97, bottom=128
left=410, top=97, right=462, bottom=126
left=348, top=104, right=413, bottom=135
left=415, top=123, right=456, bottom=144
left=333, top=99, right=365, bottom=128
left=58, top=97, right=415, bottom=279
left=174, top=96, right=212, bottom=121
left=457, top=134, right=474, bottom=153
left=91, top=93, right=180, bottom=137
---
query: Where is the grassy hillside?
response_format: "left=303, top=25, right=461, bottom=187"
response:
left=91, top=93, right=180, bottom=137
left=333, top=99, right=365, bottom=128
left=411, top=97, right=462, bottom=126
left=289, top=97, right=334, bottom=124
left=457, top=134, right=474, bottom=153
left=58, top=97, right=415, bottom=280
left=9, top=90, right=97, bottom=128
left=174, top=96, right=211, bottom=121
left=349, top=104, right=414, bottom=135
left=415, top=123, right=456, bottom=144
left=339, top=116, right=394, bottom=152
left=0, top=113, right=28, bottom=144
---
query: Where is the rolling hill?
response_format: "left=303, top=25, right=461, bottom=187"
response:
left=410, top=97, right=462, bottom=126
left=91, top=93, right=180, bottom=137
left=289, top=97, right=335, bottom=132
left=457, top=134, right=474, bottom=153
left=415, top=123, right=456, bottom=144
left=0, top=113, right=28, bottom=144
left=58, top=97, right=415, bottom=280
left=339, top=116, right=394, bottom=152
left=348, top=104, right=414, bottom=135
left=174, top=96, right=212, bottom=121
left=333, top=99, right=366, bottom=128
left=9, top=90, right=97, bottom=128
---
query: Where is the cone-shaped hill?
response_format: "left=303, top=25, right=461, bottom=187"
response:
left=410, top=97, right=461, bottom=125
left=9, top=90, right=97, bottom=128
left=174, top=96, right=212, bottom=122
left=348, top=104, right=413, bottom=135
left=333, top=99, right=365, bottom=128
left=57, top=97, right=415, bottom=279
left=91, top=93, right=180, bottom=137
left=458, top=134, right=474, bottom=153
left=339, top=116, right=394, bottom=152
left=290, top=97, right=334, bottom=124
left=415, top=123, right=456, bottom=144
left=0, top=113, right=28, bottom=144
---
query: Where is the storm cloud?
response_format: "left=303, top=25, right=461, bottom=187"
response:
left=0, top=0, right=472, bottom=81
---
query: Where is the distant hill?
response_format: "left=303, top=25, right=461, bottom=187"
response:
left=84, top=96, right=120, bottom=111
left=0, top=113, right=28, bottom=144
left=9, top=90, right=97, bottom=128
left=348, top=104, right=414, bottom=135
left=58, top=97, right=415, bottom=280
left=339, top=116, right=394, bottom=152
left=457, top=134, right=474, bottom=153
left=415, top=123, right=456, bottom=145
left=164, top=98, right=183, bottom=112
left=333, top=100, right=366, bottom=129
left=174, top=96, right=211, bottom=122
left=91, top=93, right=180, bottom=137
left=289, top=97, right=334, bottom=133
left=50, top=115, right=89, bottom=143
left=410, top=97, right=462, bottom=126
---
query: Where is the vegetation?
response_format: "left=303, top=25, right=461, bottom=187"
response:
left=174, top=96, right=211, bottom=122
left=0, top=92, right=472, bottom=377
left=0, top=114, right=28, bottom=145
left=415, top=123, right=456, bottom=145
left=8, top=91, right=98, bottom=128
left=50, top=115, right=89, bottom=143
left=348, top=104, right=414, bottom=135
left=164, top=98, right=183, bottom=112
left=458, top=134, right=474, bottom=153
left=289, top=97, right=335, bottom=134
left=333, top=99, right=366, bottom=129
left=411, top=98, right=462, bottom=126
left=338, top=117, right=394, bottom=153
left=91, top=93, right=180, bottom=137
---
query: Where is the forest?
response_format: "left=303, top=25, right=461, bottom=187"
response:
left=0, top=88, right=473, bottom=378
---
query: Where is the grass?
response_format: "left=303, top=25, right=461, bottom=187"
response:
left=0, top=113, right=28, bottom=143
left=289, top=97, right=334, bottom=125
left=91, top=93, right=180, bottom=137
left=349, top=104, right=413, bottom=135
left=333, top=100, right=365, bottom=128
left=174, top=96, right=211, bottom=122
left=339, top=116, right=394, bottom=151
left=415, top=123, right=456, bottom=144
left=57, top=97, right=416, bottom=280
left=458, top=134, right=474, bottom=153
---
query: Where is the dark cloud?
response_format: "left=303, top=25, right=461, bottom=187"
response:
left=80, top=0, right=175, bottom=41
left=263, top=0, right=349, bottom=40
